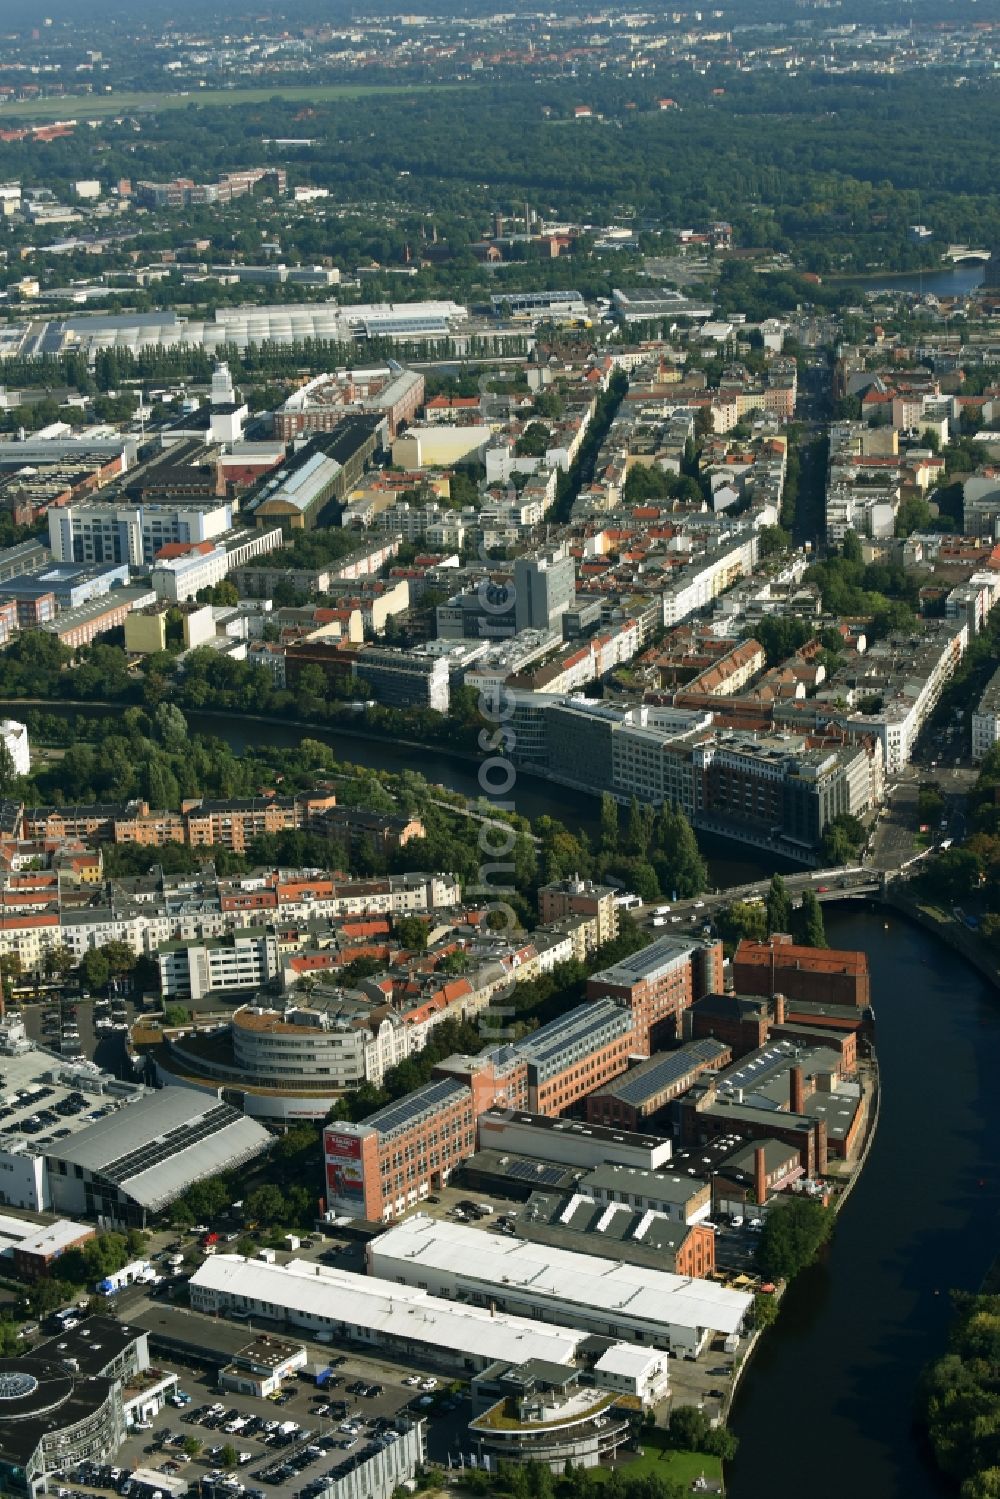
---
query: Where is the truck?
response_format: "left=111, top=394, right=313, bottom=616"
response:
left=96, top=1259, right=160, bottom=1296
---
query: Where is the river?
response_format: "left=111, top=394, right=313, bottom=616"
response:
left=18, top=701, right=792, bottom=890
left=22, top=703, right=1000, bottom=1493
left=831, top=264, right=985, bottom=298
left=729, top=905, right=1000, bottom=1499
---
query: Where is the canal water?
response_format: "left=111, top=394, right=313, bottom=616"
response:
left=831, top=264, right=985, bottom=298
left=728, top=905, right=1000, bottom=1499
left=17, top=702, right=1000, bottom=1491
left=19, top=701, right=791, bottom=889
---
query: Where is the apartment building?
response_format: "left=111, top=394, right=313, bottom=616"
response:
left=973, top=662, right=1000, bottom=762
left=158, top=928, right=281, bottom=1001
left=537, top=877, right=619, bottom=949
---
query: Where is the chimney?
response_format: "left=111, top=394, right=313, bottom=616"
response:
left=790, top=1065, right=804, bottom=1115
left=754, top=1145, right=767, bottom=1207
left=773, top=992, right=786, bottom=1025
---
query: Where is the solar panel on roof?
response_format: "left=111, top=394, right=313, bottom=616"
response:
left=506, top=1160, right=564, bottom=1186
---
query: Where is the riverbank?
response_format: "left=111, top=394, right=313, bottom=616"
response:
left=729, top=907, right=1000, bottom=1499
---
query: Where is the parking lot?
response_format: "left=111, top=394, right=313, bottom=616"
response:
left=115, top=1296, right=478, bottom=1477
left=60, top=1349, right=467, bottom=1499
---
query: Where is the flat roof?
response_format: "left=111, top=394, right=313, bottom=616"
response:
left=190, top=1254, right=586, bottom=1367
left=589, top=933, right=703, bottom=988
left=579, top=1163, right=708, bottom=1203
left=0, top=1042, right=145, bottom=1156
left=370, top=1215, right=751, bottom=1336
left=479, top=1108, right=666, bottom=1153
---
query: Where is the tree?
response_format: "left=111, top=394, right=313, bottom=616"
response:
left=758, top=524, right=792, bottom=557
left=164, top=1005, right=192, bottom=1027
left=667, top=1405, right=712, bottom=1452
left=841, top=530, right=863, bottom=565
left=756, top=1198, right=833, bottom=1280
left=220, top=1445, right=239, bottom=1470
left=101, top=941, right=136, bottom=977
left=43, top=945, right=75, bottom=980
left=625, top=797, right=652, bottom=858
left=795, top=889, right=827, bottom=948
left=245, top=1184, right=287, bottom=1228
left=766, top=874, right=792, bottom=935
left=749, top=1291, right=779, bottom=1330
left=77, top=948, right=110, bottom=992
left=394, top=915, right=429, bottom=951
left=153, top=702, right=189, bottom=747
left=599, top=793, right=620, bottom=855
left=182, top=1437, right=202, bottom=1459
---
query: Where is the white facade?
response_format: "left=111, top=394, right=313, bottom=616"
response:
left=593, top=1345, right=671, bottom=1405
left=151, top=547, right=230, bottom=602
left=368, top=1215, right=751, bottom=1358
left=158, top=931, right=280, bottom=1001
left=973, top=663, right=1000, bottom=763
left=189, top=1254, right=588, bottom=1371
left=0, top=719, right=30, bottom=776
left=49, top=498, right=233, bottom=567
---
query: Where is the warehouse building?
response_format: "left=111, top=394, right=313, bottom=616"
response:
left=247, top=419, right=380, bottom=531
left=476, top=1109, right=673, bottom=1173
left=586, top=1039, right=732, bottom=1130
left=44, top=1088, right=272, bottom=1227
left=368, top=1215, right=751, bottom=1358
left=189, top=1254, right=587, bottom=1371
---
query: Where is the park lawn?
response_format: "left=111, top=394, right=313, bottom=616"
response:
left=0, top=81, right=468, bottom=121
left=591, top=1433, right=723, bottom=1490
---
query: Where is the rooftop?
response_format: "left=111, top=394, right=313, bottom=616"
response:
left=589, top=1040, right=729, bottom=1107
left=371, top=1214, right=751, bottom=1336
left=191, top=1254, right=586, bottom=1367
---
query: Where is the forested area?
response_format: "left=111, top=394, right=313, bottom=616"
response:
left=1, top=70, right=999, bottom=283
left=922, top=1294, right=1000, bottom=1499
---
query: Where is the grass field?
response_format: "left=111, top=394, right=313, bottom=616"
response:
left=0, top=80, right=467, bottom=122
left=590, top=1433, right=724, bottom=1490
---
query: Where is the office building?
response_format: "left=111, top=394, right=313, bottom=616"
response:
left=354, top=646, right=450, bottom=713
left=0, top=1317, right=156, bottom=1499
left=157, top=929, right=280, bottom=1001
left=49, top=497, right=233, bottom=568
left=514, top=543, right=576, bottom=634
left=321, top=996, right=646, bottom=1220
left=586, top=933, right=724, bottom=1050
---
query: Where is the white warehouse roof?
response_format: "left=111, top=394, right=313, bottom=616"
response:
left=189, top=1254, right=585, bottom=1367
left=369, top=1215, right=752, bottom=1338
